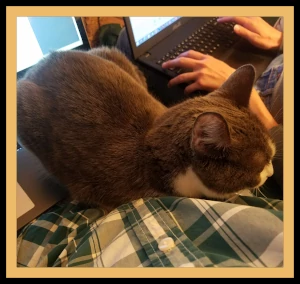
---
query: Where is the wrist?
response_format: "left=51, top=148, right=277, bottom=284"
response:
left=272, top=31, right=283, bottom=52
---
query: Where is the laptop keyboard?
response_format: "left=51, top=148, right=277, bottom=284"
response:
left=156, top=17, right=240, bottom=74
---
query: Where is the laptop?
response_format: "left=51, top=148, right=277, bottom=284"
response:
left=17, top=16, right=90, bottom=80
left=17, top=147, right=70, bottom=231
left=124, top=17, right=279, bottom=82
left=16, top=16, right=90, bottom=231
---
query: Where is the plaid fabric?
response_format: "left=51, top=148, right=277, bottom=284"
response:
left=17, top=195, right=283, bottom=268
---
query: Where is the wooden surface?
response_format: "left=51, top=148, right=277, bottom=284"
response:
left=81, top=17, right=124, bottom=48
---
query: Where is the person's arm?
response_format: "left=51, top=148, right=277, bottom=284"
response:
left=273, top=17, right=284, bottom=54
left=249, top=88, right=278, bottom=130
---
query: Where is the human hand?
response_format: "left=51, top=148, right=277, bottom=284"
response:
left=217, top=16, right=283, bottom=51
left=161, top=50, right=235, bottom=95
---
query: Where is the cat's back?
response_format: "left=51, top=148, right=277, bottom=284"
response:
left=19, top=50, right=164, bottom=128
left=17, top=48, right=166, bottom=184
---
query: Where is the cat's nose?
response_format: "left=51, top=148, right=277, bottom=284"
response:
left=266, top=162, right=274, bottom=177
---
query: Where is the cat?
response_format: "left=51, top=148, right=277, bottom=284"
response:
left=17, top=46, right=276, bottom=212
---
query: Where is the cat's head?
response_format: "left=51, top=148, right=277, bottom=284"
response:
left=189, top=64, right=276, bottom=199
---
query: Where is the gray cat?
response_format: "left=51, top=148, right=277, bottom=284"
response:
left=17, top=46, right=275, bottom=212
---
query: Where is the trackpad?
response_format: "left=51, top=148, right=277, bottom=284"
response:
left=17, top=182, right=35, bottom=218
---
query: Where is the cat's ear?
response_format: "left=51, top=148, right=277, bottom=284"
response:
left=191, top=112, right=231, bottom=158
left=217, top=64, right=256, bottom=107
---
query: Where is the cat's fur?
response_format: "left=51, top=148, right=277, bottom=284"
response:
left=17, top=46, right=275, bottom=211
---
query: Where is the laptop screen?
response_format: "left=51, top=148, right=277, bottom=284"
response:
left=129, top=17, right=181, bottom=47
left=17, top=16, right=90, bottom=79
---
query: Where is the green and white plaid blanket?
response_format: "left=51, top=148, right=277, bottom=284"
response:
left=17, top=195, right=283, bottom=268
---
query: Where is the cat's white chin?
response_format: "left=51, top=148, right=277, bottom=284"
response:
left=173, top=159, right=275, bottom=201
left=173, top=166, right=234, bottom=200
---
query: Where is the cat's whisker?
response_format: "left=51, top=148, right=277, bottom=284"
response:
left=272, top=144, right=283, bottom=152
left=224, top=193, right=239, bottom=203
left=272, top=153, right=283, bottom=159
left=272, top=137, right=283, bottom=146
left=255, top=186, right=268, bottom=198
left=273, top=108, right=283, bottom=123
